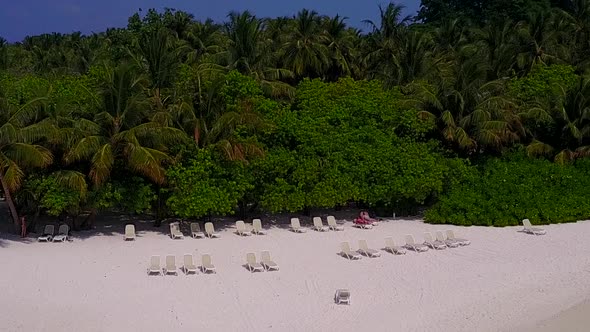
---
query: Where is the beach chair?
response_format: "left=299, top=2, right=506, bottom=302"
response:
left=353, top=221, right=373, bottom=230
left=522, top=219, right=547, bottom=235
left=52, top=224, right=70, bottom=242
left=246, top=253, right=264, bottom=273
left=290, top=218, right=306, bottom=233
left=340, top=242, right=361, bottom=260
left=38, top=225, right=55, bottom=242
left=190, top=222, right=205, bottom=238
left=236, top=220, right=252, bottom=236
left=404, top=234, right=429, bottom=252
left=252, top=219, right=266, bottom=235
left=436, top=231, right=458, bottom=248
left=358, top=239, right=381, bottom=257
left=163, top=255, right=178, bottom=275
left=384, top=237, right=407, bottom=255
left=170, top=222, right=184, bottom=239
left=201, top=254, right=216, bottom=273
left=327, top=216, right=344, bottom=231
left=204, top=222, right=220, bottom=238
left=334, top=289, right=351, bottom=305
left=261, top=251, right=279, bottom=271
left=183, top=254, right=198, bottom=275
left=147, top=255, right=163, bottom=275
left=124, top=224, right=136, bottom=241
left=313, top=217, right=329, bottom=232
left=445, top=230, right=471, bottom=246
left=424, top=232, right=447, bottom=250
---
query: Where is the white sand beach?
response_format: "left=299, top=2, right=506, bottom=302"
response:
left=1, top=217, right=590, bottom=332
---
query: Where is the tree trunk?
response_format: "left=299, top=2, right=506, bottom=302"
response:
left=0, top=172, right=20, bottom=233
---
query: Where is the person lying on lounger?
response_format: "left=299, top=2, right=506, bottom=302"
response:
left=354, top=211, right=378, bottom=226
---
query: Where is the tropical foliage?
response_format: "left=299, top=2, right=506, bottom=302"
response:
left=2, top=2, right=590, bottom=231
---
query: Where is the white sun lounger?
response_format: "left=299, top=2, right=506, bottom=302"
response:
left=353, top=222, right=373, bottom=229
left=327, top=216, right=344, bottom=231
left=313, top=217, right=329, bottom=232
left=163, top=255, right=178, bottom=275
left=335, top=289, right=351, bottom=305
left=52, top=224, right=70, bottom=242
left=246, top=253, right=264, bottom=272
left=446, top=230, right=471, bottom=245
left=190, top=222, right=205, bottom=238
left=183, top=254, right=198, bottom=275
left=124, top=224, right=136, bottom=241
left=261, top=251, right=279, bottom=271
left=236, top=220, right=252, bottom=236
left=358, top=239, right=381, bottom=257
left=522, top=219, right=547, bottom=235
left=38, top=225, right=55, bottom=242
left=204, top=222, right=220, bottom=238
left=424, top=232, right=447, bottom=250
left=170, top=222, right=184, bottom=239
left=340, top=242, right=361, bottom=260
left=147, top=255, right=163, bottom=275
left=290, top=218, right=306, bottom=233
left=384, top=237, right=406, bottom=255
left=436, top=231, right=458, bottom=248
left=252, top=219, right=266, bottom=235
left=405, top=234, right=429, bottom=252
left=201, top=254, right=216, bottom=273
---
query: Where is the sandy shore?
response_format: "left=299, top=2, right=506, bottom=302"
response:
left=1, top=217, right=590, bottom=332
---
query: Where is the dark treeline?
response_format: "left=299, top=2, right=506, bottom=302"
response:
left=1, top=0, right=590, bottom=232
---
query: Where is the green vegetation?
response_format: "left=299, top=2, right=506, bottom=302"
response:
left=2, top=1, right=590, bottom=232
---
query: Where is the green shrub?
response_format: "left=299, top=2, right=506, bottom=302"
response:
left=425, top=153, right=590, bottom=226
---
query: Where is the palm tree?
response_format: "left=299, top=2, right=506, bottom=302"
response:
left=64, top=62, right=186, bottom=186
left=223, top=11, right=293, bottom=97
left=281, top=9, right=329, bottom=78
left=0, top=89, right=53, bottom=229
left=321, top=15, right=359, bottom=80
left=404, top=55, right=522, bottom=153
left=363, top=2, right=412, bottom=42
left=525, top=77, right=590, bottom=163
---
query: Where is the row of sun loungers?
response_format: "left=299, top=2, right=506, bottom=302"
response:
left=148, top=254, right=216, bottom=275
left=37, top=225, right=70, bottom=242
left=340, top=231, right=470, bottom=259
left=148, top=251, right=279, bottom=275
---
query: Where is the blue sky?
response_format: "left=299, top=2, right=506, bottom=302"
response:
left=0, top=0, right=421, bottom=42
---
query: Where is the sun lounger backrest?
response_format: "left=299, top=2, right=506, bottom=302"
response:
left=166, top=255, right=176, bottom=269
left=522, top=219, right=532, bottom=228
left=341, top=242, right=352, bottom=253
left=359, top=240, right=369, bottom=251
left=184, top=254, right=194, bottom=268
left=405, top=234, right=416, bottom=245
left=236, top=220, right=246, bottom=232
left=247, top=253, right=257, bottom=266
left=202, top=254, right=212, bottom=266
left=150, top=255, right=160, bottom=269
left=253, top=219, right=262, bottom=231
left=205, top=222, right=215, bottom=234
left=43, top=225, right=54, bottom=235
left=291, top=218, right=301, bottom=228
left=125, top=224, right=135, bottom=235
left=327, top=216, right=337, bottom=226
left=313, top=217, right=323, bottom=229
left=385, top=237, right=395, bottom=248
left=261, top=251, right=272, bottom=263
left=424, top=232, right=434, bottom=243
left=436, top=231, right=446, bottom=242
left=446, top=230, right=455, bottom=240
left=191, top=222, right=200, bottom=233
left=58, top=224, right=69, bottom=235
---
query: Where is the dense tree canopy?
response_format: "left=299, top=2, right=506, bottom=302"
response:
left=2, top=1, right=590, bottom=231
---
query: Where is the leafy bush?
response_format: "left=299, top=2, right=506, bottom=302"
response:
left=90, top=177, right=156, bottom=214
left=166, top=149, right=253, bottom=218
left=425, top=153, right=590, bottom=226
